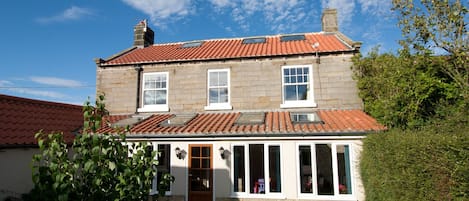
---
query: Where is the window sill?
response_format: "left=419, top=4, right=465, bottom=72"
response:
left=137, top=105, right=169, bottom=112
left=297, top=194, right=356, bottom=200
left=230, top=193, right=286, bottom=199
left=280, top=101, right=317, bottom=108
left=204, top=104, right=232, bottom=111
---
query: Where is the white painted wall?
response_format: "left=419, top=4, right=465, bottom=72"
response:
left=138, top=137, right=365, bottom=201
left=0, top=148, right=39, bottom=200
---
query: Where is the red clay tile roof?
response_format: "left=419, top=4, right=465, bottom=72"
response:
left=101, top=32, right=355, bottom=66
left=0, top=94, right=83, bottom=147
left=97, top=110, right=385, bottom=136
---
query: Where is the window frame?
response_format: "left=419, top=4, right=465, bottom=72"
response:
left=150, top=142, right=172, bottom=196
left=280, top=65, right=317, bottom=108
left=296, top=142, right=355, bottom=200
left=230, top=143, right=285, bottom=199
left=138, top=72, right=169, bottom=112
left=204, top=69, right=232, bottom=110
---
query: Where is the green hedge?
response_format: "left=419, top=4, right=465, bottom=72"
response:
left=361, top=126, right=469, bottom=201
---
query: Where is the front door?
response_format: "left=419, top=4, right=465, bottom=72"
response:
left=188, top=144, right=213, bottom=201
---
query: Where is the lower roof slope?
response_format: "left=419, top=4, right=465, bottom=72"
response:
left=0, top=94, right=83, bottom=147
left=97, top=109, right=385, bottom=137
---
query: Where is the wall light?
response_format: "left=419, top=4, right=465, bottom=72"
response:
left=175, top=147, right=187, bottom=160
left=219, top=147, right=226, bottom=159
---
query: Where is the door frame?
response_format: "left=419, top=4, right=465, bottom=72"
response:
left=187, top=144, right=213, bottom=201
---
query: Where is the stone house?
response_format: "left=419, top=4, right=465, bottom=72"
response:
left=95, top=9, right=385, bottom=201
left=0, top=94, right=83, bottom=200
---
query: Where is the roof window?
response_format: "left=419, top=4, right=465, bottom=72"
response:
left=290, top=112, right=322, bottom=123
left=280, top=34, right=306, bottom=42
left=235, top=112, right=265, bottom=125
left=181, top=41, right=203, bottom=48
left=160, top=114, right=197, bottom=126
left=242, top=37, right=267, bottom=44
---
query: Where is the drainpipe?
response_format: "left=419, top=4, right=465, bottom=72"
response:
left=134, top=65, right=143, bottom=114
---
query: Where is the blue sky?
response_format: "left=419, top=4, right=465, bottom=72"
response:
left=0, top=0, right=402, bottom=105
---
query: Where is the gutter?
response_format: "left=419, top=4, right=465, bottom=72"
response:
left=123, top=131, right=373, bottom=142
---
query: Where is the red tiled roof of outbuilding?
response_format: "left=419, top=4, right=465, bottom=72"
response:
left=101, top=32, right=357, bottom=66
left=97, top=110, right=385, bottom=136
left=0, top=94, right=83, bottom=147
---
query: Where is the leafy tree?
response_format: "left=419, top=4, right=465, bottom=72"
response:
left=352, top=48, right=458, bottom=128
left=24, top=95, right=161, bottom=201
left=392, top=0, right=468, bottom=98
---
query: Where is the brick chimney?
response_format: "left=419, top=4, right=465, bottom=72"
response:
left=133, top=20, right=154, bottom=47
left=321, top=9, right=338, bottom=32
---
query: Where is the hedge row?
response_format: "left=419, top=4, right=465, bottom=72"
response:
left=361, top=125, right=469, bottom=201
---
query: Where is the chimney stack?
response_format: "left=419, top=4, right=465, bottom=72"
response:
left=321, top=9, right=338, bottom=32
left=133, top=20, right=154, bottom=47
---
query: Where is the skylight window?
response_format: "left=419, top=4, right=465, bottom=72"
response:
left=242, top=37, right=266, bottom=44
left=160, top=114, right=197, bottom=126
left=280, top=34, right=306, bottom=42
left=181, top=41, right=203, bottom=48
left=290, top=112, right=322, bottom=123
left=235, top=112, right=265, bottom=125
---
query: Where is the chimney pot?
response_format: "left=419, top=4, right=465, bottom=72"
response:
left=322, top=9, right=338, bottom=32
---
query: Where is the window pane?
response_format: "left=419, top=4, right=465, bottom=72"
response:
left=284, top=69, right=289, bottom=76
left=154, top=90, right=167, bottom=104
left=144, top=90, right=156, bottom=105
left=316, top=144, right=334, bottom=195
left=233, top=146, right=245, bottom=192
left=249, top=144, right=265, bottom=194
left=337, top=145, right=352, bottom=194
left=297, top=84, right=307, bottom=100
left=291, top=76, right=297, bottom=83
left=209, top=72, right=218, bottom=87
left=202, top=147, right=210, bottom=157
left=144, top=90, right=167, bottom=105
left=269, top=146, right=281, bottom=193
left=291, top=68, right=296, bottom=75
left=191, top=158, right=200, bottom=168
left=285, top=85, right=297, bottom=101
left=220, top=88, right=228, bottom=102
left=192, top=147, right=200, bottom=157
left=202, top=159, right=210, bottom=168
left=209, top=88, right=228, bottom=104
left=299, top=146, right=313, bottom=193
left=219, top=72, right=228, bottom=86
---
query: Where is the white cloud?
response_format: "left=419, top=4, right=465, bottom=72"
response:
left=357, top=0, right=392, bottom=16
left=30, top=76, right=84, bottom=88
left=6, top=88, right=68, bottom=99
left=209, top=0, right=234, bottom=8
left=36, top=6, right=93, bottom=23
left=122, top=0, right=192, bottom=27
left=208, top=0, right=314, bottom=33
left=0, top=80, right=13, bottom=87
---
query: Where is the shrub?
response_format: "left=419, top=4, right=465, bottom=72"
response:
left=361, top=124, right=469, bottom=201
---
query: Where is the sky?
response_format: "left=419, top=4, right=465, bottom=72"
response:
left=0, top=0, right=402, bottom=105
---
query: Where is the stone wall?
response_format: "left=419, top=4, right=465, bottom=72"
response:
left=97, top=53, right=362, bottom=115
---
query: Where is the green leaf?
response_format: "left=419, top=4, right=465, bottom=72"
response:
left=109, top=161, right=116, bottom=171
left=84, top=160, right=94, bottom=171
